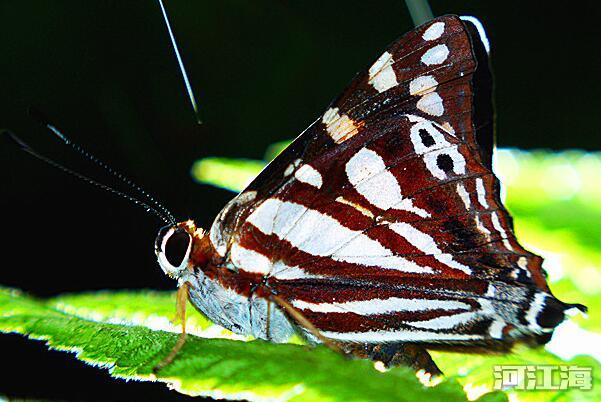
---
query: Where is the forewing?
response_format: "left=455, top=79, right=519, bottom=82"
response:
left=209, top=15, right=572, bottom=344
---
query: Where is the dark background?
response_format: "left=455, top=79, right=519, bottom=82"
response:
left=1, top=1, right=599, bottom=400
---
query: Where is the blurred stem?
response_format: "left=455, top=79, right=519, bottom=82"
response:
left=404, top=0, right=434, bottom=26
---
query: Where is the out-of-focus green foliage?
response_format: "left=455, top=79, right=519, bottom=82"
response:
left=191, top=157, right=266, bottom=192
left=497, top=150, right=601, bottom=247
left=190, top=140, right=293, bottom=191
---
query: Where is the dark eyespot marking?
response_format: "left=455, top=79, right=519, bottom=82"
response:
left=419, top=128, right=436, bottom=147
left=436, top=153, right=454, bottom=173
left=536, top=297, right=566, bottom=329
left=165, top=230, right=191, bottom=267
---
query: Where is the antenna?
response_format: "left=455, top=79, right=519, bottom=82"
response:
left=28, top=107, right=177, bottom=225
left=4, top=129, right=175, bottom=225
left=158, top=0, right=202, bottom=125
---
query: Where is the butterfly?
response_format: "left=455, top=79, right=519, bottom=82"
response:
left=153, top=14, right=586, bottom=375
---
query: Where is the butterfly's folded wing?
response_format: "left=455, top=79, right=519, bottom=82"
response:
left=209, top=15, right=581, bottom=346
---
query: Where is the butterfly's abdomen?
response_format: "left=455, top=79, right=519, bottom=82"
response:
left=187, top=267, right=296, bottom=342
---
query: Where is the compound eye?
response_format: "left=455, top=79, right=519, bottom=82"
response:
left=164, top=230, right=191, bottom=267
left=155, top=226, right=171, bottom=251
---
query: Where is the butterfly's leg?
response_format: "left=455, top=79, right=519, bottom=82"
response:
left=270, top=294, right=344, bottom=355
left=265, top=299, right=272, bottom=341
left=382, top=343, right=442, bottom=376
left=153, top=281, right=190, bottom=373
left=349, top=343, right=443, bottom=376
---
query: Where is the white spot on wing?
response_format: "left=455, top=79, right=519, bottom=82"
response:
left=322, top=107, right=339, bottom=125
left=491, top=212, right=513, bottom=250
left=456, top=183, right=471, bottom=210
left=284, top=158, right=301, bottom=177
left=421, top=44, right=450, bottom=66
left=345, top=148, right=430, bottom=217
left=345, top=148, right=382, bottom=183
left=422, top=22, right=445, bottom=41
left=409, top=75, right=438, bottom=96
left=489, top=319, right=505, bottom=339
left=417, top=91, right=444, bottom=116
left=368, top=51, right=399, bottom=93
left=322, top=107, right=362, bottom=144
left=476, top=178, right=489, bottom=208
left=294, top=164, right=322, bottom=188
left=475, top=214, right=491, bottom=239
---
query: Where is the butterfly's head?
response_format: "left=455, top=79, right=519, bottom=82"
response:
left=155, top=220, right=208, bottom=282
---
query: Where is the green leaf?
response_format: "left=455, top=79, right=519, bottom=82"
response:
left=190, top=157, right=264, bottom=192
left=0, top=287, right=474, bottom=401
left=264, top=140, right=293, bottom=161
